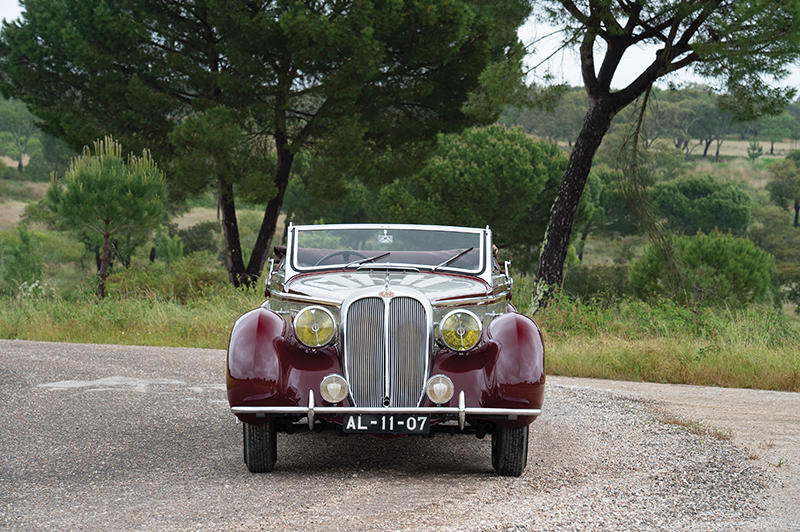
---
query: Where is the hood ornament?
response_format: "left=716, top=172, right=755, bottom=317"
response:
left=379, top=272, right=394, bottom=298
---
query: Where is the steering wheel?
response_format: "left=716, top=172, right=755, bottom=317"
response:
left=314, top=250, right=369, bottom=266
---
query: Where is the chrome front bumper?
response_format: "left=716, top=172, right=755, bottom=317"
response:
left=230, top=391, right=542, bottom=431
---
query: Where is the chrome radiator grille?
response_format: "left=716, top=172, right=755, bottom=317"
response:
left=344, top=296, right=429, bottom=407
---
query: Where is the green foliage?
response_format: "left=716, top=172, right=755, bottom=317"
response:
left=0, top=224, right=44, bottom=295
left=650, top=175, right=751, bottom=235
left=44, top=136, right=166, bottom=297
left=177, top=221, right=222, bottom=256
left=580, top=167, right=640, bottom=236
left=153, top=225, right=184, bottom=264
left=630, top=232, right=777, bottom=307
left=536, top=295, right=800, bottom=391
left=562, top=264, right=631, bottom=300
left=787, top=282, right=800, bottom=315
left=500, top=86, right=586, bottom=144
left=1, top=0, right=531, bottom=285
left=747, top=140, right=764, bottom=161
left=765, top=158, right=800, bottom=226
left=748, top=204, right=800, bottom=284
left=105, top=252, right=228, bottom=304
left=46, top=137, right=166, bottom=238
left=0, top=97, right=37, bottom=173
left=378, top=125, right=567, bottom=268
left=168, top=107, right=276, bottom=204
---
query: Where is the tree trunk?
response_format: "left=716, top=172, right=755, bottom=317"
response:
left=794, top=199, right=799, bottom=228
left=702, top=139, right=712, bottom=157
left=219, top=179, right=247, bottom=287
left=244, top=137, right=294, bottom=285
left=536, top=99, right=615, bottom=292
left=97, top=229, right=111, bottom=299
left=770, top=140, right=775, bottom=155
left=714, top=140, right=722, bottom=163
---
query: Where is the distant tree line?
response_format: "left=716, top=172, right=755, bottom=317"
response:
left=0, top=96, right=73, bottom=179
left=501, top=84, right=800, bottom=161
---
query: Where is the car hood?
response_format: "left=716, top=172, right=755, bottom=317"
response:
left=285, top=271, right=488, bottom=304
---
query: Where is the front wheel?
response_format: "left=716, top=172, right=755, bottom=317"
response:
left=242, top=421, right=277, bottom=473
left=491, top=425, right=528, bottom=476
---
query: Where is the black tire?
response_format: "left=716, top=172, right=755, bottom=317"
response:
left=242, top=421, right=277, bottom=473
left=491, top=425, right=529, bottom=476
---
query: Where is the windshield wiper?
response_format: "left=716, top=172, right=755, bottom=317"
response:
left=433, top=247, right=474, bottom=271
left=345, top=251, right=391, bottom=268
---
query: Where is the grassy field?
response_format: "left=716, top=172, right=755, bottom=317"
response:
left=1, top=284, right=798, bottom=392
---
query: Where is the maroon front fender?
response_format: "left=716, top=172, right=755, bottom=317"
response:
left=226, top=307, right=344, bottom=415
left=484, top=312, right=545, bottom=410
left=431, top=312, right=545, bottom=426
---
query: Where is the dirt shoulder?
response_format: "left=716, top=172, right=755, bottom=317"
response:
left=550, top=375, right=800, bottom=528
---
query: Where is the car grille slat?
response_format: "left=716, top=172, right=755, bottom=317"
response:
left=345, top=295, right=428, bottom=408
left=388, top=297, right=428, bottom=407
left=345, top=297, right=385, bottom=407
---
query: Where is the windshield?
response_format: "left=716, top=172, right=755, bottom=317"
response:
left=291, top=225, right=485, bottom=273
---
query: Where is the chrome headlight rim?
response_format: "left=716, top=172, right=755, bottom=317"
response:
left=320, top=373, right=349, bottom=404
left=439, top=309, right=482, bottom=352
left=293, top=305, right=337, bottom=348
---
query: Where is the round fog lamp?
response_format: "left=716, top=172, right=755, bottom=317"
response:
left=320, top=374, right=349, bottom=403
left=425, top=374, right=454, bottom=405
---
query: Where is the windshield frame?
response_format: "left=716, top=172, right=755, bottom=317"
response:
left=286, top=223, right=490, bottom=280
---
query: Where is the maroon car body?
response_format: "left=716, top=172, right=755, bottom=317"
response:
left=226, top=224, right=544, bottom=476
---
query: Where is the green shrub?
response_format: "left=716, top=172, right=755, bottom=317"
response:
left=106, top=252, right=228, bottom=303
left=177, top=221, right=221, bottom=255
left=629, top=232, right=778, bottom=307
left=563, top=264, right=630, bottom=299
left=153, top=225, right=184, bottom=264
left=649, top=175, right=751, bottom=236
left=0, top=224, right=44, bottom=295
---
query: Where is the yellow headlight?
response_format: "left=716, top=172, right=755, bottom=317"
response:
left=440, top=310, right=481, bottom=351
left=294, top=306, right=336, bottom=348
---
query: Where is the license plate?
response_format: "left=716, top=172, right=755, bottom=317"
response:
left=343, top=414, right=429, bottom=434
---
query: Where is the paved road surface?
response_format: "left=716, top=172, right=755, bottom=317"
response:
left=1, top=340, right=797, bottom=530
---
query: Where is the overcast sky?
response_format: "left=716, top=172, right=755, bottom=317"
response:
left=2, top=2, right=797, bottom=94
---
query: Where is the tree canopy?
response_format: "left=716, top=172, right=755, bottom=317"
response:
left=379, top=125, right=566, bottom=267
left=528, top=0, right=800, bottom=306
left=45, top=136, right=166, bottom=299
left=766, top=157, right=800, bottom=227
left=1, top=0, right=530, bottom=285
left=650, top=175, right=751, bottom=235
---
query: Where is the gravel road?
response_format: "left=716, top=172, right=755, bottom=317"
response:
left=1, top=339, right=797, bottom=530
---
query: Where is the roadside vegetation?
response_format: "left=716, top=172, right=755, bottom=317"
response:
left=1, top=3, right=800, bottom=393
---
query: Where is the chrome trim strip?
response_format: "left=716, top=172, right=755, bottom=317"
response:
left=289, top=223, right=488, bottom=279
left=272, top=290, right=340, bottom=307
left=293, top=223, right=486, bottom=233
left=458, top=391, right=466, bottom=430
left=383, top=295, right=390, bottom=405
left=431, top=291, right=510, bottom=308
left=231, top=406, right=541, bottom=417
left=308, top=390, right=315, bottom=430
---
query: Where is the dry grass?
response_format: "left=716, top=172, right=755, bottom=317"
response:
left=660, top=416, right=733, bottom=441
left=174, top=206, right=219, bottom=229
left=0, top=199, right=27, bottom=229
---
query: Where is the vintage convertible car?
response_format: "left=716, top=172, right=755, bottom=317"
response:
left=226, top=223, right=545, bottom=476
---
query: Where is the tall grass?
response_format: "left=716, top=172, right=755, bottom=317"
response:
left=2, top=274, right=799, bottom=392
left=0, top=289, right=262, bottom=348
left=536, top=297, right=800, bottom=392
